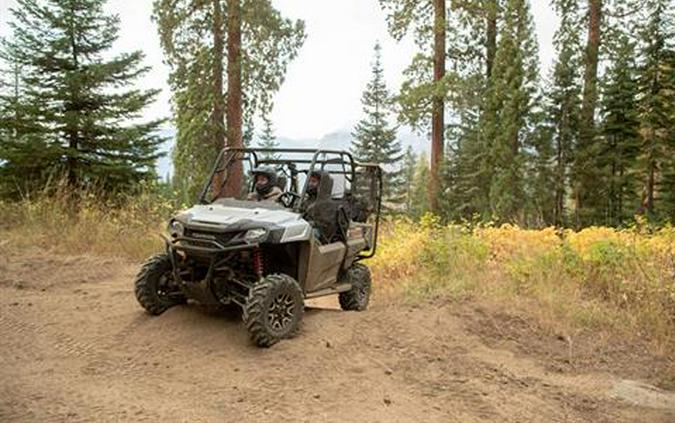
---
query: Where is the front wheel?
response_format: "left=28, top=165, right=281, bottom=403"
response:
left=338, top=263, right=371, bottom=311
left=243, top=274, right=304, bottom=347
left=134, top=253, right=186, bottom=315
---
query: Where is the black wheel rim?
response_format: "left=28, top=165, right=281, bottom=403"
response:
left=156, top=272, right=176, bottom=301
left=267, top=292, right=295, bottom=332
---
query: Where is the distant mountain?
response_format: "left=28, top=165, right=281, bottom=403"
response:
left=154, top=126, right=427, bottom=179
left=274, top=128, right=428, bottom=153
left=273, top=130, right=352, bottom=151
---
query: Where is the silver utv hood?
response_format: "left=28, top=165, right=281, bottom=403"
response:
left=175, top=201, right=312, bottom=243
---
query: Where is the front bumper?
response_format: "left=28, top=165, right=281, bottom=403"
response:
left=162, top=232, right=259, bottom=256
left=161, top=233, right=257, bottom=306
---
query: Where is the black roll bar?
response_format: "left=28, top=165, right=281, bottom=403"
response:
left=197, top=147, right=383, bottom=256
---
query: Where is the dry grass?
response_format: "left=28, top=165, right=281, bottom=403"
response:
left=371, top=214, right=675, bottom=354
left=0, top=190, right=175, bottom=261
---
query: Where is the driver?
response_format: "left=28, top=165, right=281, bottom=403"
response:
left=247, top=166, right=282, bottom=202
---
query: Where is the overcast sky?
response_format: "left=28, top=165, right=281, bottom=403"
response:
left=0, top=0, right=559, bottom=140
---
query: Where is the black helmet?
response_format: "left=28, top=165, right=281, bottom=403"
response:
left=251, top=166, right=278, bottom=196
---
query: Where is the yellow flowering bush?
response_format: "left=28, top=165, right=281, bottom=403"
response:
left=372, top=216, right=675, bottom=347
left=475, top=224, right=561, bottom=262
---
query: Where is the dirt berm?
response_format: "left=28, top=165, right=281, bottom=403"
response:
left=1, top=250, right=673, bottom=422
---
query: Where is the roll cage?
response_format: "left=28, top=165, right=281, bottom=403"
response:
left=197, top=147, right=383, bottom=258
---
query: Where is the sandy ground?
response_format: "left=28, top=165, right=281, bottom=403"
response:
left=1, top=250, right=674, bottom=422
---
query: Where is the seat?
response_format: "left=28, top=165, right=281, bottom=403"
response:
left=304, top=172, right=349, bottom=244
left=277, top=174, right=288, bottom=191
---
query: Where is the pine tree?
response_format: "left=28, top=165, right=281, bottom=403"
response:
left=0, top=0, right=164, bottom=196
left=351, top=43, right=403, bottom=206
left=379, top=0, right=447, bottom=212
left=154, top=0, right=305, bottom=199
left=599, top=34, right=641, bottom=225
left=573, top=0, right=605, bottom=226
left=447, top=108, right=485, bottom=220
left=0, top=54, right=47, bottom=195
left=636, top=0, right=674, bottom=221
left=442, top=1, right=498, bottom=221
left=525, top=105, right=556, bottom=226
left=547, top=0, right=583, bottom=226
left=257, top=114, right=279, bottom=161
left=381, top=1, right=498, bottom=220
left=482, top=0, right=539, bottom=222
left=223, top=0, right=244, bottom=197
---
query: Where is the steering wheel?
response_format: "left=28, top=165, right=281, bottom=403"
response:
left=278, top=191, right=301, bottom=208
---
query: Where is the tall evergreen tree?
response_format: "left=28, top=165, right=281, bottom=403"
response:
left=445, top=1, right=507, bottom=221
left=547, top=0, right=583, bottom=226
left=636, top=0, right=674, bottom=221
left=573, top=0, right=604, bottom=226
left=599, top=33, right=641, bottom=225
left=524, top=105, right=556, bottom=226
left=0, top=54, right=45, bottom=195
left=154, top=0, right=305, bottom=199
left=0, top=0, right=164, bottom=196
left=257, top=114, right=279, bottom=161
left=429, top=0, right=447, bottom=212
left=223, top=0, right=244, bottom=197
left=481, top=0, right=539, bottom=222
left=380, top=0, right=499, bottom=219
left=379, top=0, right=448, bottom=212
left=351, top=43, right=403, bottom=205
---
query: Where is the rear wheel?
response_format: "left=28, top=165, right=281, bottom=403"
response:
left=243, top=274, right=304, bottom=348
left=134, top=253, right=185, bottom=315
left=338, top=263, right=371, bottom=311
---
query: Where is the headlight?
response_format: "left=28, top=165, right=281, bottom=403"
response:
left=168, top=220, right=185, bottom=238
left=244, top=228, right=267, bottom=243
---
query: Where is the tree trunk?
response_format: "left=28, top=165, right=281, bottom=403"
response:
left=223, top=0, right=244, bottom=198
left=67, top=8, right=79, bottom=187
left=644, top=129, right=656, bottom=214
left=581, top=0, right=601, bottom=132
left=211, top=0, right=226, bottom=197
left=429, top=0, right=446, bottom=212
left=486, top=0, right=497, bottom=79
left=575, top=0, right=601, bottom=220
left=554, top=118, right=565, bottom=226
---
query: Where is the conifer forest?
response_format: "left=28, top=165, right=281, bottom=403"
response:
left=1, top=0, right=673, bottom=228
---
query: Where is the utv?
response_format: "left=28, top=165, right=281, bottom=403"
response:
left=134, top=148, right=382, bottom=347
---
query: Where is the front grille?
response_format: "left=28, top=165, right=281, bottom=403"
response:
left=184, top=239, right=216, bottom=249
left=185, top=229, right=242, bottom=246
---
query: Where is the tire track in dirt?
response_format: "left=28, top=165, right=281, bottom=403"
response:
left=0, top=311, right=158, bottom=422
left=0, top=305, right=248, bottom=422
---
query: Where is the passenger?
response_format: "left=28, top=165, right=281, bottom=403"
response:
left=302, top=170, right=336, bottom=243
left=307, top=171, right=321, bottom=198
left=247, top=166, right=282, bottom=202
left=301, top=170, right=322, bottom=211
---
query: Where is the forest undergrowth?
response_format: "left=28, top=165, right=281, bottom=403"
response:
left=372, top=215, right=675, bottom=354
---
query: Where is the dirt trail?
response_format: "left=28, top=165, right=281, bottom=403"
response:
left=1, top=250, right=673, bottom=422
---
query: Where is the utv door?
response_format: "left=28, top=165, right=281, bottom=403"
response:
left=299, top=237, right=346, bottom=293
